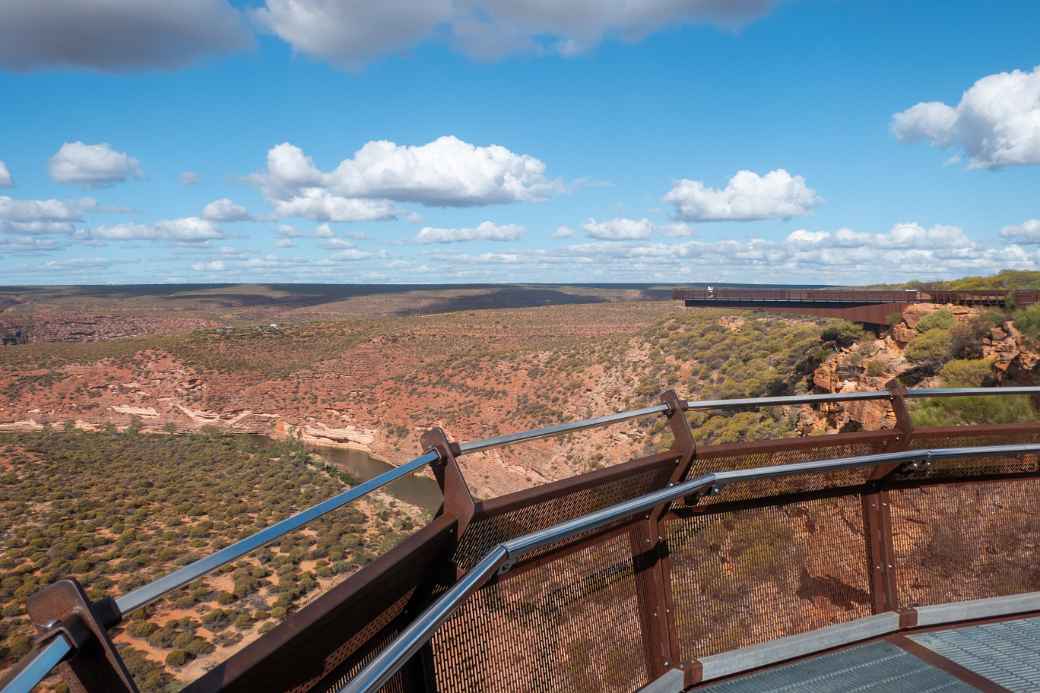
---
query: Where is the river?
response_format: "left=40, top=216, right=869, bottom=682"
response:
left=310, top=445, right=443, bottom=511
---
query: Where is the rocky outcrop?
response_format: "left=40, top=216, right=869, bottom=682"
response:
left=275, top=420, right=377, bottom=452
left=982, top=322, right=1040, bottom=375
left=803, top=304, right=1039, bottom=433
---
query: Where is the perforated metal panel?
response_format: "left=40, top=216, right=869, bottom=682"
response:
left=318, top=616, right=411, bottom=693
left=668, top=495, right=872, bottom=662
left=455, top=461, right=676, bottom=571
left=432, top=532, right=648, bottom=692
left=897, top=430, right=1040, bottom=482
left=687, top=437, right=887, bottom=508
left=889, top=478, right=1040, bottom=608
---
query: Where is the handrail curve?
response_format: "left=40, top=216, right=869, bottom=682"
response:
left=4, top=386, right=1040, bottom=693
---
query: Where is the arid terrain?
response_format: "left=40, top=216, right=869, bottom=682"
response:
left=2, top=281, right=1039, bottom=689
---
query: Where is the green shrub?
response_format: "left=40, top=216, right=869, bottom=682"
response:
left=939, top=359, right=993, bottom=387
left=820, top=320, right=864, bottom=348
left=950, top=311, right=1004, bottom=359
left=911, top=396, right=1036, bottom=427
left=165, top=649, right=189, bottom=667
left=1013, top=304, right=1040, bottom=343
left=127, top=621, right=157, bottom=638
left=917, top=309, right=955, bottom=332
left=865, top=359, right=887, bottom=377
left=905, top=329, right=953, bottom=364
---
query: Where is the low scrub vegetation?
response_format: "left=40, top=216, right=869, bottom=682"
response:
left=0, top=429, right=419, bottom=689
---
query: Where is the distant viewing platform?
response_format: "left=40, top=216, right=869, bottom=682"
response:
left=673, top=287, right=1040, bottom=325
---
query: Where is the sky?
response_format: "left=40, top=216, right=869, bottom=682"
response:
left=1, top=0, right=1039, bottom=286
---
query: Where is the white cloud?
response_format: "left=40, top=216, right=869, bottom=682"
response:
left=545, top=222, right=1036, bottom=280
left=49, top=142, right=141, bottom=186
left=277, top=224, right=300, bottom=237
left=664, top=169, right=820, bottom=222
left=192, top=260, right=226, bottom=272
left=416, top=221, right=525, bottom=243
left=0, top=161, right=12, bottom=187
left=42, top=258, right=112, bottom=272
left=331, top=248, right=374, bottom=261
left=784, top=223, right=973, bottom=250
left=87, top=217, right=222, bottom=242
left=892, top=66, right=1040, bottom=168
left=275, top=238, right=295, bottom=248
left=202, top=197, right=252, bottom=221
left=180, top=171, right=200, bottom=186
left=314, top=223, right=335, bottom=238
left=1001, top=219, right=1040, bottom=244
left=254, top=0, right=454, bottom=71
left=662, top=222, right=695, bottom=237
left=0, top=195, right=95, bottom=234
left=582, top=217, right=654, bottom=240
left=0, top=236, right=58, bottom=252
left=253, top=0, right=774, bottom=68
left=270, top=189, right=396, bottom=222
left=0, top=0, right=251, bottom=71
left=254, top=136, right=561, bottom=211
left=553, top=225, right=576, bottom=238
left=323, top=238, right=356, bottom=248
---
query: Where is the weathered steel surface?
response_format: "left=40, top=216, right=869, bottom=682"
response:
left=673, top=285, right=1040, bottom=324
left=185, top=516, right=459, bottom=693
left=11, top=388, right=1040, bottom=693
left=26, top=579, right=135, bottom=693
left=683, top=299, right=911, bottom=325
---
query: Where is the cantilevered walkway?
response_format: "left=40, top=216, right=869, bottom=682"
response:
left=673, top=287, right=1040, bottom=325
left=5, top=387, right=1040, bottom=693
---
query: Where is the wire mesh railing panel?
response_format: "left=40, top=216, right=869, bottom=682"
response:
left=898, top=428, right=1040, bottom=481
left=432, top=532, right=648, bottom=693
left=889, top=478, right=1040, bottom=608
left=311, top=595, right=413, bottom=693
left=454, top=460, right=676, bottom=571
left=667, top=495, right=872, bottom=663
left=684, top=436, right=890, bottom=508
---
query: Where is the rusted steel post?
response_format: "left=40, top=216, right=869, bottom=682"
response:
left=887, top=382, right=914, bottom=448
left=860, top=490, right=899, bottom=614
left=420, top=427, right=476, bottom=537
left=628, top=520, right=676, bottom=681
left=652, top=389, right=697, bottom=522
left=26, top=579, right=136, bottom=692
left=868, top=383, right=915, bottom=480
left=630, top=391, right=694, bottom=681
left=861, top=385, right=912, bottom=620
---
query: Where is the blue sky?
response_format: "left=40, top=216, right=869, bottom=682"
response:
left=1, top=0, right=1039, bottom=285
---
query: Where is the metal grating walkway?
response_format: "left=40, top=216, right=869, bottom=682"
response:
left=909, top=617, right=1040, bottom=692
left=696, top=641, right=975, bottom=692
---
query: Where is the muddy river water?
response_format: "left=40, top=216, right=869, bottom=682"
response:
left=310, top=445, right=443, bottom=511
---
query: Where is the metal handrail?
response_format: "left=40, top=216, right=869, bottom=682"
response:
left=456, top=387, right=1040, bottom=456
left=115, top=449, right=441, bottom=615
left=340, top=442, right=1040, bottom=693
left=0, top=637, right=71, bottom=693
left=457, top=403, right=669, bottom=455
left=7, top=386, right=1040, bottom=692
left=906, top=386, right=1040, bottom=398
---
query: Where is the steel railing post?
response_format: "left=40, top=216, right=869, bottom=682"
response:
left=629, top=391, right=695, bottom=682
left=26, top=579, right=136, bottom=692
left=420, top=427, right=476, bottom=537
left=861, top=385, right=912, bottom=617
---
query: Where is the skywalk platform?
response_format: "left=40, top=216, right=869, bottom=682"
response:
left=695, top=615, right=1040, bottom=692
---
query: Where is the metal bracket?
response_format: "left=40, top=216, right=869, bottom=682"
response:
left=421, top=427, right=477, bottom=538
left=27, top=579, right=137, bottom=692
